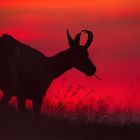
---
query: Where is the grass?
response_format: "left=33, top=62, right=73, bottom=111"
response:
left=43, top=84, right=140, bottom=125
left=0, top=84, right=140, bottom=140
left=0, top=106, right=140, bottom=140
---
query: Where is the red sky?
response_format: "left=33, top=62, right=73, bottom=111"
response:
left=0, top=0, right=140, bottom=110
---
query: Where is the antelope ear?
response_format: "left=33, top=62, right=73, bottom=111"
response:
left=67, top=29, right=75, bottom=48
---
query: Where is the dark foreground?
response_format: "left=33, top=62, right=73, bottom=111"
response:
left=0, top=106, right=140, bottom=140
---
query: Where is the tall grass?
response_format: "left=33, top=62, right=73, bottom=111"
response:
left=0, top=85, right=140, bottom=125
left=43, top=84, right=140, bottom=125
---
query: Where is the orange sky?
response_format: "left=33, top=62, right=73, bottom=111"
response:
left=1, top=0, right=140, bottom=11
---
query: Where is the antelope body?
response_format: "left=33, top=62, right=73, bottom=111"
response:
left=0, top=30, right=96, bottom=117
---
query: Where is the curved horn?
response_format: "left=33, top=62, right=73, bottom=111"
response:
left=81, top=30, right=93, bottom=49
left=74, top=32, right=81, bottom=47
left=67, top=29, right=75, bottom=48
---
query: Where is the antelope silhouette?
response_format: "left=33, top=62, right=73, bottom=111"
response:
left=0, top=30, right=96, bottom=117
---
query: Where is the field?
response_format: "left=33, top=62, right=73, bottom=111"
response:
left=0, top=85, right=140, bottom=140
left=0, top=106, right=140, bottom=140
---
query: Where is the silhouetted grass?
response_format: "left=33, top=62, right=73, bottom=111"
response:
left=0, top=106, right=140, bottom=140
left=43, top=84, right=140, bottom=125
left=0, top=85, right=140, bottom=140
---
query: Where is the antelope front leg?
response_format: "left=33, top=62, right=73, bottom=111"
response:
left=17, top=95, right=26, bottom=115
left=32, top=96, right=43, bottom=119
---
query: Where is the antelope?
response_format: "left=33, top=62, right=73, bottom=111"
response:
left=0, top=29, right=96, bottom=117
